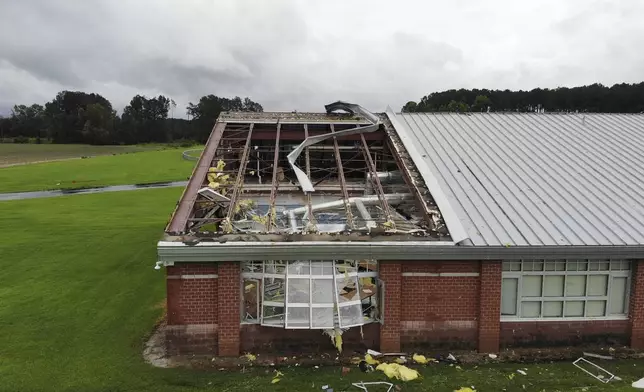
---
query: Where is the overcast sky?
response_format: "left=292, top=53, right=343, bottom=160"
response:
left=1, top=0, right=643, bottom=116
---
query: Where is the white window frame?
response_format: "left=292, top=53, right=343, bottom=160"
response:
left=240, top=260, right=380, bottom=329
left=501, top=260, right=631, bottom=322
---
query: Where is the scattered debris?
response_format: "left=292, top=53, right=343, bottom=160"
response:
left=412, top=354, right=435, bottom=364
left=376, top=363, right=420, bottom=381
left=454, top=388, right=476, bottom=392
left=244, top=353, right=257, bottom=362
left=517, top=369, right=527, bottom=376
left=583, top=352, right=613, bottom=360
left=633, top=377, right=644, bottom=388
left=367, top=349, right=382, bottom=357
left=271, top=370, right=284, bottom=384
left=358, top=361, right=374, bottom=373
left=572, top=357, right=615, bottom=383
left=395, top=356, right=407, bottom=364
left=342, top=366, right=351, bottom=376
left=365, top=354, right=380, bottom=365
left=488, top=354, right=498, bottom=359
left=352, top=381, right=394, bottom=392
left=447, top=353, right=457, bottom=362
left=322, top=385, right=329, bottom=390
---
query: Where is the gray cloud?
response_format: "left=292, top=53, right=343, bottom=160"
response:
left=1, top=0, right=643, bottom=116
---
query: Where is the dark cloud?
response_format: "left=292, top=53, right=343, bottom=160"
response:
left=0, top=0, right=643, bottom=116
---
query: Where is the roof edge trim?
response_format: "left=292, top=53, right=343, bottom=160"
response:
left=385, top=107, right=470, bottom=244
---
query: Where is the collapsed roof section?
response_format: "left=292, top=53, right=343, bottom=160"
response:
left=164, top=102, right=451, bottom=242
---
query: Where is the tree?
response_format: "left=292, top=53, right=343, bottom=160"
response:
left=187, top=95, right=263, bottom=142
left=121, top=95, right=170, bottom=143
left=45, top=91, right=113, bottom=143
left=446, top=100, right=469, bottom=113
left=81, top=103, right=115, bottom=145
left=472, top=95, right=492, bottom=112
left=10, top=104, right=45, bottom=140
left=402, top=101, right=418, bottom=112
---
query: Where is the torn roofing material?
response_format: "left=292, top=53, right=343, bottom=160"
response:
left=163, top=102, right=455, bottom=243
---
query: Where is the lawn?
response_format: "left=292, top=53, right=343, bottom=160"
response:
left=0, top=147, right=198, bottom=193
left=0, top=143, right=162, bottom=167
left=1, top=189, right=644, bottom=391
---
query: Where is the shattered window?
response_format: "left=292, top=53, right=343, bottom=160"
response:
left=501, top=260, right=631, bottom=319
left=241, top=260, right=380, bottom=329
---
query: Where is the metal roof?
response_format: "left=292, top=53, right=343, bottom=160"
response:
left=391, top=111, right=644, bottom=247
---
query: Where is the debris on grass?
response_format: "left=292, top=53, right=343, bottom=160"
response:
left=412, top=354, right=435, bottom=364
left=271, top=370, right=284, bottom=384
left=488, top=354, right=498, bottom=359
left=244, top=353, right=257, bottom=362
left=517, top=369, right=527, bottom=376
left=376, top=363, right=420, bottom=381
left=352, top=381, right=394, bottom=392
left=367, top=349, right=382, bottom=357
left=572, top=357, right=615, bottom=383
left=583, top=352, right=613, bottom=360
left=365, top=354, right=379, bottom=365
left=395, top=357, right=407, bottom=364
left=359, top=361, right=374, bottom=373
left=633, top=377, right=644, bottom=388
left=342, top=366, right=351, bottom=376
left=454, top=387, right=476, bottom=392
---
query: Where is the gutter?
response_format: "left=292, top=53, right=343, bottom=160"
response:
left=157, top=241, right=644, bottom=264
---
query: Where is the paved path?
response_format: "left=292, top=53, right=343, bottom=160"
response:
left=0, top=181, right=188, bottom=201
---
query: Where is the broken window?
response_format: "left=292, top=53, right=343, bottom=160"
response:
left=501, top=260, right=631, bottom=319
left=241, top=260, right=381, bottom=329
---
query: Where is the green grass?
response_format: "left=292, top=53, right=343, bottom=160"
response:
left=0, top=143, right=163, bottom=167
left=1, top=189, right=644, bottom=391
left=0, top=148, right=198, bottom=193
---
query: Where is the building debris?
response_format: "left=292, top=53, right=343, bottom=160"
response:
left=375, top=363, right=420, bottom=381
left=583, top=352, right=613, bottom=360
left=633, top=377, right=644, bottom=388
left=352, top=381, right=394, bottom=392
left=271, top=370, right=284, bottom=384
left=412, top=354, right=435, bottom=364
left=454, top=388, right=476, bottom=392
left=366, top=349, right=382, bottom=357
left=516, top=369, right=527, bottom=376
left=572, top=357, right=615, bottom=383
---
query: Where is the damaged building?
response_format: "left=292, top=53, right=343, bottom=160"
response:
left=157, top=103, right=644, bottom=356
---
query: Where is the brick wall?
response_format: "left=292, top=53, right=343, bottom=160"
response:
left=217, top=262, right=241, bottom=356
left=630, top=260, right=644, bottom=348
left=380, top=261, right=402, bottom=352
left=166, top=324, right=218, bottom=356
left=501, top=320, right=630, bottom=347
left=240, top=323, right=379, bottom=354
left=166, top=263, right=218, bottom=325
left=478, top=261, right=502, bottom=352
left=400, top=261, right=480, bottom=350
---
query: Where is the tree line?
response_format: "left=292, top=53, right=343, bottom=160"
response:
left=0, top=91, right=263, bottom=145
left=403, top=82, right=644, bottom=113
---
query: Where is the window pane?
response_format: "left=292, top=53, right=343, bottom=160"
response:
left=566, top=275, right=586, bottom=296
left=523, top=261, right=544, bottom=271
left=311, top=308, right=334, bottom=328
left=312, top=279, right=334, bottom=304
left=262, top=305, right=285, bottom=326
left=242, top=279, right=260, bottom=322
left=337, top=276, right=360, bottom=302
left=339, top=304, right=363, bottom=327
left=286, top=307, right=310, bottom=327
left=589, top=261, right=609, bottom=271
left=588, top=275, right=608, bottom=296
left=522, top=276, right=542, bottom=297
left=263, top=277, right=285, bottom=302
left=587, top=300, right=606, bottom=317
left=521, top=301, right=541, bottom=317
left=543, top=301, right=563, bottom=317
left=610, top=277, right=628, bottom=315
left=501, top=278, right=518, bottom=315
left=287, top=278, right=310, bottom=303
left=288, top=261, right=310, bottom=275
left=503, top=261, right=521, bottom=271
left=311, top=261, right=334, bottom=276
left=567, top=260, right=587, bottom=271
left=545, top=261, right=566, bottom=271
left=565, top=301, right=584, bottom=317
left=544, top=276, right=564, bottom=297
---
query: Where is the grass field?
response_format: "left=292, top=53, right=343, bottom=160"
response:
left=1, top=188, right=644, bottom=391
left=0, top=143, right=164, bottom=167
left=0, top=147, right=197, bottom=193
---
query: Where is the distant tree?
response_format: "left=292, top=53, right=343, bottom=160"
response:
left=472, top=95, right=492, bottom=112
left=446, top=100, right=469, bottom=113
left=402, top=101, right=418, bottom=112
left=10, top=104, right=45, bottom=140
left=81, top=103, right=115, bottom=145
left=45, top=91, right=113, bottom=143
left=121, top=95, right=170, bottom=143
left=187, top=95, right=263, bottom=142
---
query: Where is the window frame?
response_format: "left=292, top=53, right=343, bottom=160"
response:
left=501, top=260, right=631, bottom=321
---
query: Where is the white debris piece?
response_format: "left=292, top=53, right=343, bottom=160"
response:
left=517, top=370, right=527, bottom=376
left=633, top=378, right=644, bottom=389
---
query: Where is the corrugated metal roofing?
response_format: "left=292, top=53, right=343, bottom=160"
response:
left=393, top=112, right=644, bottom=247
